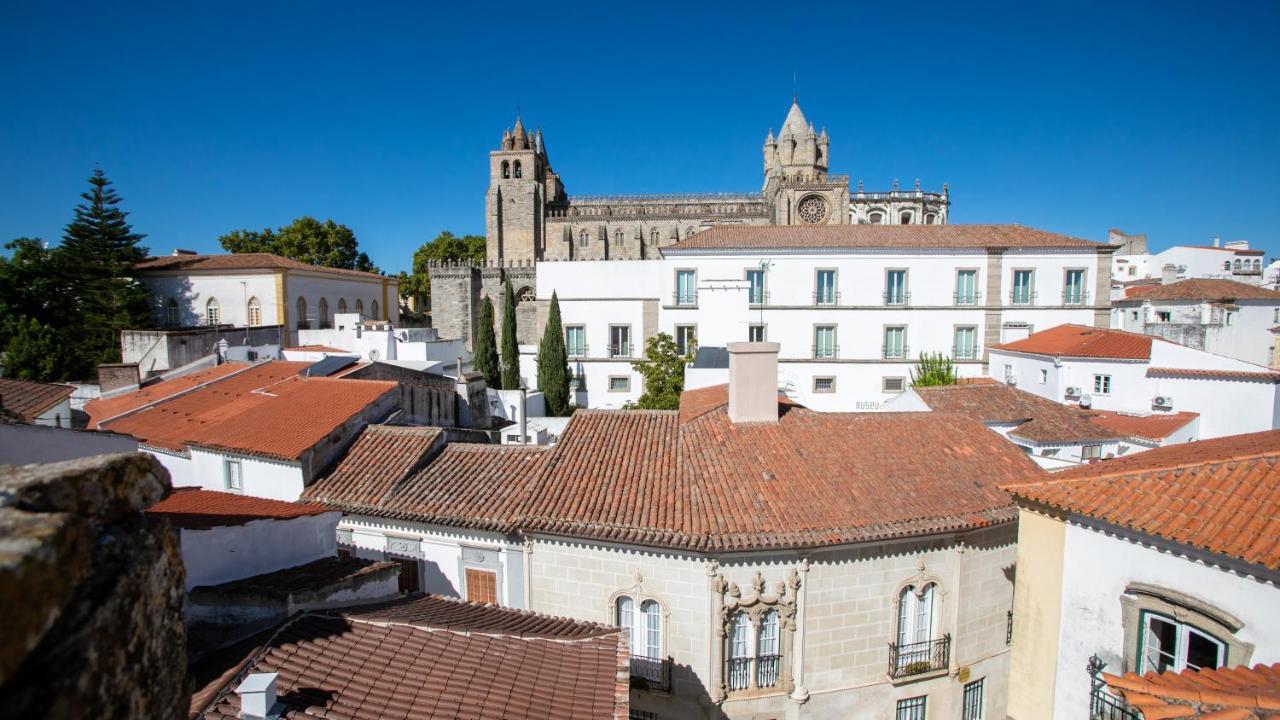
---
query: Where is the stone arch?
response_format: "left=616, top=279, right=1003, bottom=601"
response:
left=512, top=160, right=522, bottom=178
left=501, top=160, right=510, bottom=179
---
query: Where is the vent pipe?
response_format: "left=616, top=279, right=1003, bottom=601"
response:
left=727, top=342, right=780, bottom=423
left=235, top=672, right=279, bottom=719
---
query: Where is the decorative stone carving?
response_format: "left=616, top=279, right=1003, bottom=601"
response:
left=710, top=566, right=803, bottom=703
left=796, top=194, right=829, bottom=224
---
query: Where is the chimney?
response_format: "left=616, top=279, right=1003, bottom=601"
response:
left=235, top=672, right=278, bottom=719
left=1161, top=263, right=1178, bottom=285
left=1213, top=236, right=1221, bottom=248
left=727, top=342, right=780, bottom=423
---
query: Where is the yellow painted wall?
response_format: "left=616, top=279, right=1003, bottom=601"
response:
left=275, top=271, right=288, bottom=336
left=1007, top=507, right=1067, bottom=720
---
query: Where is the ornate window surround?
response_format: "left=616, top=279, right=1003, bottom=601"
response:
left=606, top=570, right=671, bottom=658
left=888, top=564, right=950, bottom=682
left=710, top=568, right=801, bottom=702
left=1119, top=582, right=1253, bottom=673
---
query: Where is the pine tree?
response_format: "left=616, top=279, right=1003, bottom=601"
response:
left=500, top=279, right=520, bottom=390
left=473, top=296, right=500, bottom=389
left=537, top=292, right=571, bottom=415
left=55, top=169, right=152, bottom=375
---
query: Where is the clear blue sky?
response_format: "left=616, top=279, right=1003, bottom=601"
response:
left=2, top=0, right=1277, bottom=273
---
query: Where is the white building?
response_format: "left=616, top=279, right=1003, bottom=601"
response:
left=1111, top=234, right=1264, bottom=287
left=521, top=223, right=1114, bottom=411
left=1111, top=278, right=1280, bottom=368
left=1005, top=430, right=1280, bottom=720
left=134, top=251, right=399, bottom=345
left=989, top=324, right=1280, bottom=440
left=288, top=312, right=467, bottom=368
left=307, top=344, right=1046, bottom=719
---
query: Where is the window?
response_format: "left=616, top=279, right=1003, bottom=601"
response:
left=1083, top=444, right=1103, bottom=460
left=205, top=298, right=220, bottom=325
left=814, top=325, right=837, bottom=359
left=897, top=583, right=936, bottom=653
left=885, top=269, right=908, bottom=305
left=954, top=326, right=977, bottom=360
left=748, top=324, right=767, bottom=342
left=609, top=325, right=631, bottom=357
left=224, top=459, right=242, bottom=492
left=883, top=377, right=905, bottom=393
left=609, top=376, right=631, bottom=392
left=869, top=211, right=884, bottom=224
left=1064, top=269, right=1086, bottom=304
left=355, top=298, right=364, bottom=316
left=746, top=269, right=765, bottom=304
left=955, top=269, right=978, bottom=305
left=579, top=229, right=590, bottom=249
left=297, top=297, right=309, bottom=329
left=371, top=300, right=379, bottom=320
left=512, top=160, right=522, bottom=178
left=465, top=568, right=497, bottom=604
left=884, top=326, right=907, bottom=359
left=896, top=696, right=927, bottom=720
left=962, top=679, right=985, bottom=720
left=337, top=298, right=347, bottom=315
left=727, top=612, right=752, bottom=691
left=1224, top=261, right=1232, bottom=271
left=1131, top=310, right=1139, bottom=321
left=1094, top=374, right=1112, bottom=395
left=900, top=211, right=913, bottom=225
left=395, top=558, right=421, bottom=593
left=565, top=325, right=585, bottom=357
left=1039, top=368, right=1048, bottom=384
left=815, top=269, right=837, bottom=305
left=318, top=297, right=330, bottom=329
left=501, top=160, right=510, bottom=179
left=246, top=297, right=262, bottom=326
left=1012, top=269, right=1034, bottom=305
left=641, top=600, right=662, bottom=659
left=650, top=228, right=659, bottom=245
left=1003, top=364, right=1014, bottom=383
left=675, top=325, right=697, bottom=356
left=675, top=269, right=697, bottom=305
left=165, top=297, right=180, bottom=326
left=757, top=610, right=780, bottom=688
left=813, top=376, right=836, bottom=393
left=925, top=213, right=937, bottom=224
left=1140, top=611, right=1225, bottom=674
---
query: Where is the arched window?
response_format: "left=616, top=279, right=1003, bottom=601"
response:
left=869, top=211, right=885, bottom=224
left=925, top=213, right=937, bottom=225
left=685, top=226, right=694, bottom=238
left=513, top=160, right=522, bottom=178
left=205, top=298, right=220, bottom=325
left=296, top=297, right=308, bottom=329
left=650, top=228, right=660, bottom=244
left=337, top=298, right=347, bottom=314
left=1254, top=259, right=1262, bottom=271
left=895, top=583, right=937, bottom=673
left=614, top=228, right=624, bottom=246
left=578, top=230, right=589, bottom=248
left=355, top=299, right=364, bottom=317
left=757, top=609, right=780, bottom=688
left=371, top=299, right=380, bottom=320
left=616, top=596, right=662, bottom=661
left=900, top=211, right=913, bottom=225
left=616, top=596, right=635, bottom=652
left=727, top=612, right=752, bottom=691
left=165, top=297, right=179, bottom=326
left=501, top=160, right=510, bottom=179
left=318, top=298, right=330, bottom=329
left=247, top=297, right=262, bottom=326
left=669, top=226, right=679, bottom=240
left=1234, top=259, right=1242, bottom=270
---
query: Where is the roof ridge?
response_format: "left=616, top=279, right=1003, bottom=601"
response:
left=1008, top=449, right=1280, bottom=493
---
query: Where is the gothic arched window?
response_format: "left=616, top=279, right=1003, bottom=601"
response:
left=900, top=211, right=913, bottom=225
left=337, top=298, right=347, bottom=314
left=247, top=297, right=262, bottom=326
left=318, top=297, right=330, bottom=329
left=650, top=228, right=660, bottom=244
left=578, top=230, right=589, bottom=248
left=296, top=297, right=308, bottom=330
left=614, top=228, right=624, bottom=245
left=925, top=213, right=937, bottom=225
left=355, top=299, right=364, bottom=317
left=501, top=161, right=510, bottom=179
left=165, top=297, right=179, bottom=326
left=205, top=298, right=220, bottom=325
left=513, top=160, right=522, bottom=178
left=371, top=300, right=380, bottom=320
left=869, top=211, right=885, bottom=225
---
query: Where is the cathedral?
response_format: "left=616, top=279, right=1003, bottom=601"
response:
left=484, top=100, right=950, bottom=262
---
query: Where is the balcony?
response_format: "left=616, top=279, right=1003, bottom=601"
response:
left=812, top=343, right=840, bottom=360
left=953, top=345, right=981, bottom=360
left=608, top=344, right=632, bottom=359
left=882, top=344, right=910, bottom=360
left=1061, top=290, right=1091, bottom=306
left=672, top=292, right=698, bottom=307
left=883, top=291, right=911, bottom=307
left=812, top=290, right=840, bottom=306
left=1089, top=655, right=1141, bottom=720
left=953, top=291, right=982, bottom=306
left=567, top=343, right=588, bottom=359
left=888, top=634, right=950, bottom=679
left=1009, top=290, right=1037, bottom=306
left=630, top=655, right=672, bottom=693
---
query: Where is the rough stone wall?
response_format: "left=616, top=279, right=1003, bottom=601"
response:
left=0, top=453, right=188, bottom=719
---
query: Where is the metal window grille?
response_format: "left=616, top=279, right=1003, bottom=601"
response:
left=725, top=657, right=751, bottom=691
left=755, top=654, right=781, bottom=688
left=888, top=634, right=950, bottom=678
left=962, top=679, right=984, bottom=720
left=895, top=695, right=927, bottom=720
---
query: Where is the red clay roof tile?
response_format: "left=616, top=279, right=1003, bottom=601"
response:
left=1083, top=410, right=1200, bottom=442
left=665, top=224, right=1103, bottom=251
left=1105, top=662, right=1280, bottom=719
left=991, top=324, right=1155, bottom=360
left=136, top=252, right=388, bottom=280
left=1115, top=278, right=1280, bottom=303
left=147, top=488, right=331, bottom=529
left=86, top=363, right=251, bottom=428
left=911, top=383, right=1123, bottom=443
left=1146, top=367, right=1280, bottom=383
left=0, top=378, right=73, bottom=423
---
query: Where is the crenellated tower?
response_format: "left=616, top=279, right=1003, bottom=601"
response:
left=485, top=117, right=562, bottom=261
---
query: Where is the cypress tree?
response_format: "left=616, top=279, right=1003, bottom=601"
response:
left=537, top=292, right=571, bottom=415
left=500, top=279, right=520, bottom=390
left=474, top=296, right=500, bottom=389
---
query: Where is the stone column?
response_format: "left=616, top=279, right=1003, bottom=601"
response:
left=789, top=559, right=811, bottom=703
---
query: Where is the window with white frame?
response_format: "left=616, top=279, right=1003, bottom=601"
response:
left=615, top=596, right=663, bottom=661
left=954, top=326, right=977, bottom=360
left=609, top=325, right=631, bottom=358
left=885, top=269, right=908, bottom=305
left=1083, top=444, right=1103, bottom=460
left=814, top=325, right=837, bottom=359
left=756, top=609, right=781, bottom=688
left=224, top=459, right=243, bottom=492
left=962, top=678, right=985, bottom=720
left=746, top=269, right=765, bottom=304
left=608, top=376, right=631, bottom=392
left=675, top=269, right=697, bottom=305
left=205, top=297, right=220, bottom=325
left=1094, top=374, right=1112, bottom=395
left=896, top=695, right=927, bottom=720
left=247, top=297, right=262, bottom=326
left=1064, top=269, right=1086, bottom=304
left=955, top=269, right=977, bottom=305
left=565, top=325, right=585, bottom=357
left=1011, top=269, right=1034, bottom=305
left=748, top=324, right=766, bottom=342
left=675, top=325, right=697, bottom=356
left=895, top=583, right=936, bottom=671
left=1140, top=611, right=1225, bottom=674
left=883, top=326, right=907, bottom=359
left=815, top=269, right=837, bottom=305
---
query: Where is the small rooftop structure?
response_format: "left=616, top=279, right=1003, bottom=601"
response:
left=0, top=377, right=74, bottom=425
left=906, top=382, right=1122, bottom=445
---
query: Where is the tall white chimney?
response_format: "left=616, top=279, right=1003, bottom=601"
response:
left=235, top=672, right=279, bottom=719
left=1161, top=263, right=1179, bottom=285
left=1213, top=236, right=1221, bottom=248
left=727, top=342, right=780, bottom=423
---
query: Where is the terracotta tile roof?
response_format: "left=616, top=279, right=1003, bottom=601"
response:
left=1125, top=284, right=1164, bottom=299
left=1084, top=410, right=1200, bottom=442
left=911, top=383, right=1123, bottom=443
left=147, top=488, right=331, bottom=529
left=331, top=593, right=619, bottom=639
left=306, top=425, right=446, bottom=505
left=1147, top=367, right=1280, bottom=383
left=1104, top=662, right=1280, bottom=719
left=315, top=385, right=1047, bottom=552
left=1004, top=430, right=1280, bottom=571
left=135, top=252, right=388, bottom=280
left=283, top=344, right=348, bottom=353
left=664, top=223, right=1103, bottom=252
left=191, top=596, right=627, bottom=720
left=1114, top=278, right=1280, bottom=303
left=1179, top=244, right=1265, bottom=255
left=0, top=378, right=74, bottom=423
left=86, top=363, right=250, bottom=429
left=991, top=324, right=1154, bottom=360
left=95, top=362, right=397, bottom=460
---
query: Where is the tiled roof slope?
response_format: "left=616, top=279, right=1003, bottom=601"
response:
left=1005, top=430, right=1280, bottom=571
left=1084, top=410, right=1199, bottom=442
left=1104, top=662, right=1280, bottom=719
left=86, top=363, right=250, bottom=428
left=191, top=596, right=627, bottom=720
left=1147, top=367, right=1280, bottom=383
left=135, top=252, right=387, bottom=280
left=1114, top=278, right=1280, bottom=303
left=306, top=425, right=446, bottom=505
left=316, top=385, right=1046, bottom=552
left=330, top=593, right=618, bottom=639
left=0, top=378, right=73, bottom=423
left=911, top=383, right=1122, bottom=443
left=991, top=324, right=1154, bottom=360
left=95, top=362, right=397, bottom=460
left=665, top=224, right=1102, bottom=251
left=147, top=488, right=330, bottom=529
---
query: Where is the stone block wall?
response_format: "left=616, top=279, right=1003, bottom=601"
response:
left=0, top=453, right=188, bottom=719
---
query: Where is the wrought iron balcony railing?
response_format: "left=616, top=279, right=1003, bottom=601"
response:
left=812, top=290, right=840, bottom=306
left=882, top=344, right=910, bottom=360
left=812, top=343, right=839, bottom=360
left=1062, top=290, right=1091, bottom=306
left=888, top=634, right=950, bottom=678
left=609, top=343, right=631, bottom=358
left=673, top=292, right=698, bottom=306
left=883, top=291, right=911, bottom=306
left=748, top=290, right=769, bottom=306
left=630, top=655, right=672, bottom=693
left=1009, top=290, right=1038, bottom=306
left=756, top=654, right=781, bottom=689
left=567, top=343, right=588, bottom=358
left=953, top=345, right=981, bottom=360
left=953, top=291, right=982, bottom=306
left=1089, top=654, right=1141, bottom=720
left=726, top=656, right=752, bottom=691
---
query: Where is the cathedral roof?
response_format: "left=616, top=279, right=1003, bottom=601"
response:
left=779, top=100, right=809, bottom=137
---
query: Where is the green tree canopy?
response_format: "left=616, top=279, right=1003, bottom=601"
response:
left=0, top=238, right=62, bottom=348
left=627, top=332, right=695, bottom=410
left=500, top=279, right=520, bottom=390
left=218, top=216, right=379, bottom=272
left=909, top=352, right=958, bottom=387
left=536, top=292, right=571, bottom=416
left=473, top=296, right=500, bottom=389
left=400, top=231, right=486, bottom=301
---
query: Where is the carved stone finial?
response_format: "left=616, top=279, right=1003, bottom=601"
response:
left=712, top=573, right=728, bottom=596
left=787, top=567, right=802, bottom=591
left=632, top=568, right=644, bottom=584
left=706, top=559, right=720, bottom=577
left=728, top=582, right=741, bottom=598
left=773, top=580, right=787, bottom=597
left=751, top=571, right=766, bottom=595
left=917, top=558, right=926, bottom=572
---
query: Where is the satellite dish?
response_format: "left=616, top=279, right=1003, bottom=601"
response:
left=368, top=349, right=380, bottom=361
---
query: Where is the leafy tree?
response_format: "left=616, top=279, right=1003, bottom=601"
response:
left=217, top=216, right=379, bottom=272
left=400, top=231, right=486, bottom=302
left=627, top=332, right=695, bottom=410
left=0, top=238, right=62, bottom=348
left=536, top=292, right=571, bottom=415
left=2, top=317, right=70, bottom=381
left=910, top=352, right=957, bottom=387
left=500, top=279, right=520, bottom=390
left=473, top=296, right=500, bottom=389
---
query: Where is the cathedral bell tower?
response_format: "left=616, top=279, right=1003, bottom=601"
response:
left=762, top=101, right=847, bottom=226
left=485, top=117, right=561, bottom=262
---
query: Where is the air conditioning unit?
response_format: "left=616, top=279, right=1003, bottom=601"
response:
left=1065, top=386, right=1081, bottom=397
left=1079, top=394, right=1093, bottom=409
left=1153, top=395, right=1173, bottom=407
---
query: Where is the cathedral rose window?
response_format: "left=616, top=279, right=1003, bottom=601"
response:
left=797, top=195, right=828, bottom=224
